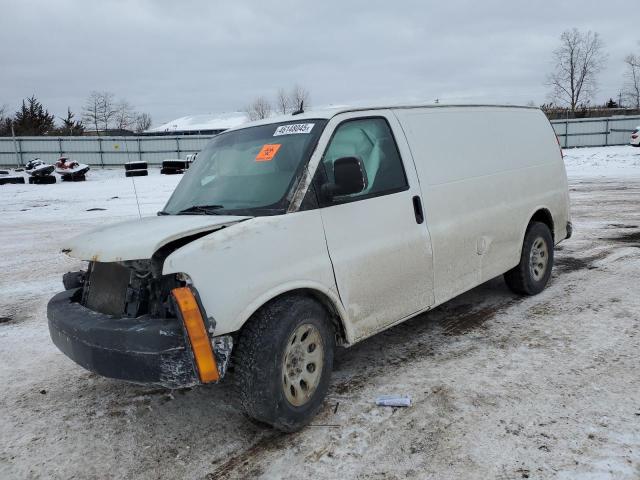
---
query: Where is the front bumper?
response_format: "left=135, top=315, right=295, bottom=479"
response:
left=47, top=288, right=199, bottom=388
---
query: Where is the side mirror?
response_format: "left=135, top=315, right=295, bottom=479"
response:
left=322, top=156, right=367, bottom=200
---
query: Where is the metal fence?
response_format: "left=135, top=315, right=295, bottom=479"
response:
left=1, top=115, right=639, bottom=166
left=0, top=135, right=216, bottom=167
left=550, top=115, right=640, bottom=148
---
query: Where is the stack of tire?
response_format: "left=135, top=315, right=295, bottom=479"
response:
left=29, top=175, right=56, bottom=184
left=161, top=159, right=189, bottom=175
left=0, top=170, right=25, bottom=185
left=125, top=161, right=148, bottom=177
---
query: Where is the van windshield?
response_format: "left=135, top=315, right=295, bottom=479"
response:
left=162, top=119, right=327, bottom=216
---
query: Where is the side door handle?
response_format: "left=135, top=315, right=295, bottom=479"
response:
left=412, top=195, right=424, bottom=224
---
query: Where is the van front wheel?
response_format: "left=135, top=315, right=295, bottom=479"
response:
left=504, top=222, right=554, bottom=295
left=233, top=295, right=335, bottom=432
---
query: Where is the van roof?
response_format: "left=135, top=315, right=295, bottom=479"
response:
left=228, top=103, right=539, bottom=132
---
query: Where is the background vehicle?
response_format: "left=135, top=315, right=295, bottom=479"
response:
left=631, top=126, right=639, bottom=146
left=48, top=104, right=571, bottom=431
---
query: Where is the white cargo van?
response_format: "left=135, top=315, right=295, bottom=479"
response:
left=48, top=104, right=571, bottom=431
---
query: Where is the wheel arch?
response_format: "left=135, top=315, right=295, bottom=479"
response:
left=514, top=207, right=555, bottom=259
left=529, top=207, right=555, bottom=240
left=234, top=283, right=353, bottom=346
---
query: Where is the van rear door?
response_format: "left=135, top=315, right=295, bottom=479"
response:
left=314, top=112, right=434, bottom=340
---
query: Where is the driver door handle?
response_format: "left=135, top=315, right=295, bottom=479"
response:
left=412, top=196, right=424, bottom=224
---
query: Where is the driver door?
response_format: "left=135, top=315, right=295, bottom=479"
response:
left=314, top=113, right=435, bottom=340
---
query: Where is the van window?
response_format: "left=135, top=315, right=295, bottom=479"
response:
left=318, top=117, right=408, bottom=203
left=162, top=119, right=327, bottom=216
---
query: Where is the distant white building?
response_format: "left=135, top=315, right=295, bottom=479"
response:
left=145, top=112, right=247, bottom=136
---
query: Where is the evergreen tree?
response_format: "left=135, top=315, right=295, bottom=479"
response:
left=605, top=98, right=619, bottom=109
left=13, top=96, right=55, bottom=136
left=55, top=108, right=85, bottom=136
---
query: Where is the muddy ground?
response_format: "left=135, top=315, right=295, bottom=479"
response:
left=1, top=173, right=639, bottom=479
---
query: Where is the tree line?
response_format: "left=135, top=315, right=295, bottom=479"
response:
left=2, top=34, right=638, bottom=135
left=82, top=91, right=152, bottom=135
left=545, top=29, right=639, bottom=115
left=0, top=92, right=152, bottom=136
left=245, top=85, right=310, bottom=121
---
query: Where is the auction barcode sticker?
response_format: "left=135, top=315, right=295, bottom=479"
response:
left=273, top=123, right=315, bottom=136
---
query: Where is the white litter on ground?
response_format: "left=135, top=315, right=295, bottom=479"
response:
left=375, top=395, right=412, bottom=407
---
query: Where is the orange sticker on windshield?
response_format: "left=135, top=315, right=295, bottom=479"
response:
left=256, top=144, right=281, bottom=162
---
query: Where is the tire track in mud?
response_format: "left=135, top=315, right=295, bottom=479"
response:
left=437, top=300, right=520, bottom=336
left=601, top=229, right=640, bottom=247
left=554, top=222, right=640, bottom=275
left=205, top=432, right=288, bottom=480
left=554, top=251, right=609, bottom=274
left=330, top=290, right=523, bottom=399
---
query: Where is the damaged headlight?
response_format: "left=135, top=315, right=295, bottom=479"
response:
left=73, top=260, right=190, bottom=318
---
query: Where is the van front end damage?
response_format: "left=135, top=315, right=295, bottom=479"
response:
left=47, top=261, right=233, bottom=389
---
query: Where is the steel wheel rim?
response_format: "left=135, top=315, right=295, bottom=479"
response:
left=529, top=236, right=549, bottom=281
left=282, top=323, right=324, bottom=407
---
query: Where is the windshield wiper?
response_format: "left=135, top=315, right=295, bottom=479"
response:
left=175, top=205, right=226, bottom=215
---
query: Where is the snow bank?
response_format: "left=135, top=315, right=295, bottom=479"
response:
left=563, top=145, right=640, bottom=178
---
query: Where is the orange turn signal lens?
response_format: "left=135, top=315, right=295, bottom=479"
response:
left=171, top=287, right=219, bottom=383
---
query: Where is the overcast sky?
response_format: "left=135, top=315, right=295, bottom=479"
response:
left=1, top=0, right=638, bottom=127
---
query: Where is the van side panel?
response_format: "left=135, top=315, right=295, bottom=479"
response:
left=394, top=107, right=569, bottom=304
left=162, top=210, right=348, bottom=339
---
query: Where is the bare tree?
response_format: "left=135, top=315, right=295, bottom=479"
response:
left=98, top=92, right=117, bottom=131
left=276, top=88, right=291, bottom=115
left=82, top=91, right=117, bottom=134
left=289, top=85, right=310, bottom=112
left=245, top=96, right=272, bottom=121
left=82, top=91, right=102, bottom=134
left=134, top=112, right=152, bottom=133
left=114, top=100, right=134, bottom=130
left=622, top=54, right=640, bottom=109
left=0, top=104, right=10, bottom=136
left=547, top=29, right=606, bottom=112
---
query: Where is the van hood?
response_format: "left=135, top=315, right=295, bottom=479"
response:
left=62, top=215, right=251, bottom=262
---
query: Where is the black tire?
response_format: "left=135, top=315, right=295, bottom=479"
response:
left=504, top=221, right=554, bottom=295
left=162, top=160, right=188, bottom=170
left=0, top=176, right=25, bottom=185
left=125, top=162, right=148, bottom=171
left=233, top=295, right=335, bottom=432
left=31, top=175, right=56, bottom=184
left=160, top=168, right=183, bottom=175
left=61, top=174, right=86, bottom=182
left=125, top=169, right=148, bottom=177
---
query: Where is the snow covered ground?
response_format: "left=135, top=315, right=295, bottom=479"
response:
left=563, top=145, right=640, bottom=178
left=1, top=146, right=640, bottom=479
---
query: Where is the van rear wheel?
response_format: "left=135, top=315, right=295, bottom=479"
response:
left=233, top=295, right=335, bottom=432
left=504, top=222, right=554, bottom=295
